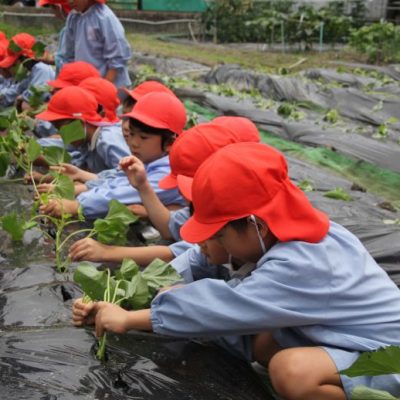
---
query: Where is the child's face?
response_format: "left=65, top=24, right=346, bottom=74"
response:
left=122, top=119, right=130, bottom=141
left=126, top=124, right=169, bottom=164
left=198, top=239, right=230, bottom=265
left=213, top=224, right=264, bottom=263
left=69, top=0, right=93, bottom=13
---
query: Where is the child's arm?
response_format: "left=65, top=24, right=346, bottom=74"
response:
left=69, top=237, right=174, bottom=264
left=119, top=156, right=173, bottom=239
left=52, top=163, right=97, bottom=182
left=39, top=198, right=79, bottom=217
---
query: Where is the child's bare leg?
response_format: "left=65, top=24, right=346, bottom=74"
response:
left=252, top=332, right=282, bottom=366
left=268, top=347, right=345, bottom=400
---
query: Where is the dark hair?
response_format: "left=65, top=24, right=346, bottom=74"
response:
left=227, top=217, right=249, bottom=232
left=189, top=202, right=194, bottom=216
left=129, top=118, right=175, bottom=150
left=122, top=96, right=135, bottom=111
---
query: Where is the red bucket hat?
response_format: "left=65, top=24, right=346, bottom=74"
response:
left=35, top=86, right=102, bottom=123
left=121, top=92, right=186, bottom=136
left=0, top=33, right=36, bottom=68
left=158, top=120, right=260, bottom=199
left=0, top=35, right=9, bottom=62
left=38, top=0, right=72, bottom=13
left=123, top=80, right=176, bottom=101
left=48, top=61, right=100, bottom=89
left=79, top=77, right=120, bottom=123
left=212, top=116, right=260, bottom=143
left=180, top=142, right=329, bottom=244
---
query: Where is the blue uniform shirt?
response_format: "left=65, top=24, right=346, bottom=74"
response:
left=168, top=207, right=191, bottom=241
left=84, top=123, right=130, bottom=172
left=21, top=62, right=55, bottom=103
left=62, top=4, right=132, bottom=89
left=77, top=155, right=185, bottom=219
left=151, top=221, right=400, bottom=361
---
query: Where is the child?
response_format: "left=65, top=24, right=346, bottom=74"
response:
left=61, top=0, right=131, bottom=91
left=0, top=33, right=55, bottom=109
left=68, top=118, right=260, bottom=263
left=40, top=92, right=186, bottom=219
left=73, top=142, right=400, bottom=400
left=35, top=85, right=130, bottom=174
left=37, top=0, right=71, bottom=74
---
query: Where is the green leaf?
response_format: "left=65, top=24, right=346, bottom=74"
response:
left=351, top=385, right=398, bottom=400
left=324, top=187, right=353, bottom=201
left=42, top=146, right=71, bottom=165
left=59, top=120, right=85, bottom=145
left=0, top=152, right=10, bottom=177
left=8, top=40, right=22, bottom=53
left=142, top=258, right=182, bottom=291
left=104, top=199, right=139, bottom=225
left=53, top=174, right=75, bottom=200
left=0, top=116, right=10, bottom=130
left=1, top=212, right=26, bottom=241
left=26, top=138, right=42, bottom=162
left=115, top=258, right=140, bottom=281
left=32, top=42, right=46, bottom=58
left=125, top=273, right=152, bottom=309
left=93, top=200, right=139, bottom=245
left=73, top=262, right=109, bottom=301
left=14, top=63, right=28, bottom=82
left=297, top=179, right=314, bottom=192
left=341, top=346, right=400, bottom=377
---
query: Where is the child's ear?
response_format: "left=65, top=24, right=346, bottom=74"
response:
left=163, top=135, right=176, bottom=153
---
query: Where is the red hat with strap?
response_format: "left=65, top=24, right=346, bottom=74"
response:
left=159, top=119, right=260, bottom=200
left=0, top=33, right=36, bottom=68
left=212, top=116, right=260, bottom=143
left=35, top=86, right=103, bottom=124
left=180, top=142, right=329, bottom=244
left=79, top=77, right=120, bottom=123
left=123, top=80, right=175, bottom=101
left=48, top=61, right=100, bottom=89
left=121, top=92, right=186, bottom=136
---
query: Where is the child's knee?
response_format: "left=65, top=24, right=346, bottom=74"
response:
left=268, top=350, right=311, bottom=399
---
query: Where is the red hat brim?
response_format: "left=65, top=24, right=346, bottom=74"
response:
left=158, top=173, right=177, bottom=190
left=47, top=78, right=73, bottom=89
left=0, top=54, right=19, bottom=68
left=35, top=109, right=77, bottom=121
left=121, top=109, right=171, bottom=131
left=176, top=174, right=193, bottom=201
left=180, top=216, right=226, bottom=244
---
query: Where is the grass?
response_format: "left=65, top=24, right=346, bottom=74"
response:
left=0, top=22, right=57, bottom=38
left=128, top=33, right=366, bottom=73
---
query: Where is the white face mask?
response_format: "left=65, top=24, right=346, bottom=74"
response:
left=250, top=214, right=267, bottom=254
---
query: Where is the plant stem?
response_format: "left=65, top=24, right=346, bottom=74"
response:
left=58, top=228, right=95, bottom=252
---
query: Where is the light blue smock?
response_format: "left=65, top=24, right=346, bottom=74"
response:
left=0, top=78, right=29, bottom=107
left=84, top=123, right=130, bottom=172
left=20, top=62, right=55, bottom=103
left=167, top=206, right=195, bottom=257
left=37, top=124, right=129, bottom=172
left=55, top=26, right=66, bottom=75
left=37, top=137, right=87, bottom=168
left=77, top=155, right=185, bottom=219
left=62, top=4, right=131, bottom=89
left=151, top=221, right=400, bottom=396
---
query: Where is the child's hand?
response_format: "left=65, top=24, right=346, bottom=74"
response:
left=72, top=298, right=97, bottom=326
left=69, top=238, right=109, bottom=262
left=50, top=163, right=84, bottom=182
left=39, top=198, right=79, bottom=217
left=127, top=204, right=148, bottom=218
left=119, top=156, right=148, bottom=190
left=93, top=302, right=130, bottom=337
left=24, top=171, right=53, bottom=184
left=37, top=183, right=55, bottom=194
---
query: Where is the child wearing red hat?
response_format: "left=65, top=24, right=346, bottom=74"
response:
left=60, top=0, right=131, bottom=92
left=0, top=33, right=55, bottom=109
left=72, top=142, right=400, bottom=400
left=40, top=92, right=186, bottom=219
left=68, top=118, right=259, bottom=266
left=35, top=85, right=130, bottom=177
